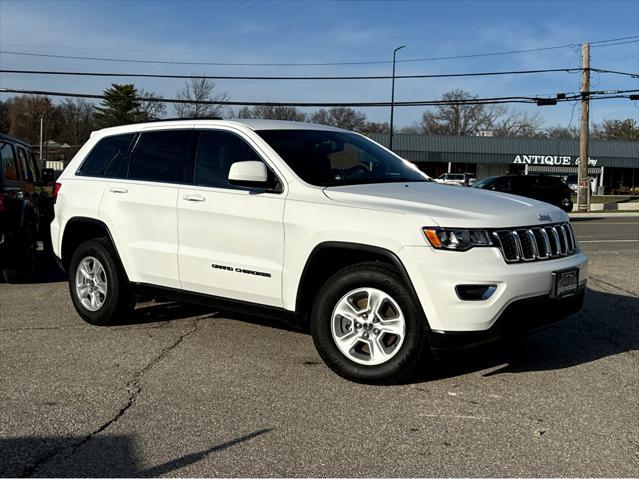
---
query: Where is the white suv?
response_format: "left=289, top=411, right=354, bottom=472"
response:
left=51, top=119, right=588, bottom=384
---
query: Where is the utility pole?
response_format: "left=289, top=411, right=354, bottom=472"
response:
left=39, top=116, right=44, bottom=163
left=578, top=43, right=590, bottom=213
left=389, top=44, right=405, bottom=151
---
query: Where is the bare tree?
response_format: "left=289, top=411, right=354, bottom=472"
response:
left=310, top=107, right=367, bottom=131
left=0, top=99, right=10, bottom=133
left=233, top=105, right=306, bottom=121
left=398, top=124, right=420, bottom=134
left=7, top=95, right=57, bottom=144
left=137, top=89, right=166, bottom=121
left=226, top=106, right=253, bottom=119
left=361, top=121, right=391, bottom=134
left=492, top=110, right=543, bottom=137
left=417, top=89, right=544, bottom=137
left=543, top=125, right=579, bottom=139
left=591, top=118, right=639, bottom=140
left=418, top=89, right=504, bottom=135
left=174, top=78, right=229, bottom=118
left=56, top=98, right=96, bottom=144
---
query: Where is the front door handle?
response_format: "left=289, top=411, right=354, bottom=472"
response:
left=108, top=187, right=128, bottom=193
left=183, top=193, right=205, bottom=202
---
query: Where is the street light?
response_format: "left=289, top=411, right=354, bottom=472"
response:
left=389, top=44, right=405, bottom=151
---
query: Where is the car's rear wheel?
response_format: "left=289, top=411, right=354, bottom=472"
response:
left=310, top=261, right=430, bottom=384
left=69, top=238, right=134, bottom=325
left=1, top=247, right=36, bottom=283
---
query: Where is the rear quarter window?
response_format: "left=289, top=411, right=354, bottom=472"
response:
left=78, top=133, right=136, bottom=178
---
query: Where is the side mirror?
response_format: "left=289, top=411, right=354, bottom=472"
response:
left=228, top=161, right=268, bottom=187
left=41, top=168, right=55, bottom=185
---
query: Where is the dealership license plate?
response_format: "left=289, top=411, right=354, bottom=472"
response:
left=551, top=268, right=579, bottom=298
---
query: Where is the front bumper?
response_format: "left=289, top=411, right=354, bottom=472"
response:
left=429, top=287, right=585, bottom=352
left=398, top=245, right=588, bottom=332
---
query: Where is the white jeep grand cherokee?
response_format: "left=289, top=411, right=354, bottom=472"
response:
left=51, top=119, right=588, bottom=384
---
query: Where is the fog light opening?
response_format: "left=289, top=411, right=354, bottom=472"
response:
left=456, top=284, right=497, bottom=301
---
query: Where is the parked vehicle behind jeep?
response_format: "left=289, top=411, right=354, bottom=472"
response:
left=434, top=172, right=474, bottom=186
left=473, top=174, right=574, bottom=212
left=51, top=120, right=587, bottom=384
left=0, top=133, right=55, bottom=282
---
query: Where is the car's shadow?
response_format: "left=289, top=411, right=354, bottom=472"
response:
left=122, top=287, right=637, bottom=382
left=413, top=287, right=638, bottom=382
left=15, top=258, right=638, bottom=381
left=120, top=300, right=303, bottom=333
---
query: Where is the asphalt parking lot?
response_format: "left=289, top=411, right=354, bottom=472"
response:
left=1, top=216, right=637, bottom=477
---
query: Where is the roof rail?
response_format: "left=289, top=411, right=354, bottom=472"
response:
left=135, top=116, right=224, bottom=123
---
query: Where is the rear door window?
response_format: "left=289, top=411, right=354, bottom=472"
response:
left=79, top=133, right=136, bottom=178
left=510, top=176, right=535, bottom=190
left=538, top=176, right=561, bottom=188
left=492, top=177, right=510, bottom=191
left=1, top=142, right=19, bottom=182
left=128, top=130, right=192, bottom=183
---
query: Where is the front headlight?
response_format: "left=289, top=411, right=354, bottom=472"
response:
left=423, top=228, right=493, bottom=251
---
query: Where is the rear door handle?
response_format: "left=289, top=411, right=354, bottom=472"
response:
left=183, top=193, right=205, bottom=202
left=108, top=187, right=128, bottom=193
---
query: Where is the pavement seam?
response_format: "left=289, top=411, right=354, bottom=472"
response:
left=18, top=317, right=204, bottom=478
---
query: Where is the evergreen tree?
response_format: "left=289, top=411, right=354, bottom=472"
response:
left=94, top=84, right=141, bottom=127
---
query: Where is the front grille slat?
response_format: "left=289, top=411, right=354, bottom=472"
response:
left=493, top=222, right=578, bottom=264
left=526, top=230, right=539, bottom=259
left=554, top=226, right=567, bottom=255
left=546, top=226, right=560, bottom=256
left=536, top=228, right=551, bottom=259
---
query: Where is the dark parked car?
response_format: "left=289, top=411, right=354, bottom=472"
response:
left=473, top=174, right=573, bottom=212
left=0, top=133, right=55, bottom=282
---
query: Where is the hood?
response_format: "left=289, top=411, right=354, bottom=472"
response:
left=323, top=182, right=567, bottom=228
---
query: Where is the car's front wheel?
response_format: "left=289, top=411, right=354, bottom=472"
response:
left=69, top=238, right=134, bottom=325
left=310, top=261, right=430, bottom=384
left=560, top=197, right=573, bottom=212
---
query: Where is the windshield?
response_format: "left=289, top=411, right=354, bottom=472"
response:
left=256, top=129, right=429, bottom=187
left=473, top=177, right=495, bottom=189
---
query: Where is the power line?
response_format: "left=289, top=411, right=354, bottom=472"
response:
left=2, top=87, right=634, bottom=108
left=591, top=39, right=639, bottom=48
left=0, top=67, right=584, bottom=81
left=591, top=68, right=639, bottom=78
left=1, top=35, right=637, bottom=67
left=0, top=87, right=549, bottom=107
left=3, top=35, right=636, bottom=58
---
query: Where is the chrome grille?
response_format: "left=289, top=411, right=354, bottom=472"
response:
left=493, top=223, right=578, bottom=263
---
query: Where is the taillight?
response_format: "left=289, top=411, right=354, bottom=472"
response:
left=0, top=192, right=6, bottom=212
left=53, top=182, right=62, bottom=203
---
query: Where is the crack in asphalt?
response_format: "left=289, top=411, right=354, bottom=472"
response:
left=19, top=317, right=204, bottom=478
left=589, top=276, right=639, bottom=297
left=0, top=322, right=178, bottom=333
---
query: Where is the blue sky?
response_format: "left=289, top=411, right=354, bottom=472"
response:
left=1, top=0, right=638, bottom=128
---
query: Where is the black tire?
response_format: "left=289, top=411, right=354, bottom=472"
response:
left=1, top=261, right=34, bottom=283
left=68, top=238, right=134, bottom=326
left=560, top=198, right=573, bottom=213
left=310, top=261, right=430, bottom=384
left=1, top=240, right=36, bottom=284
left=2, top=211, right=38, bottom=283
